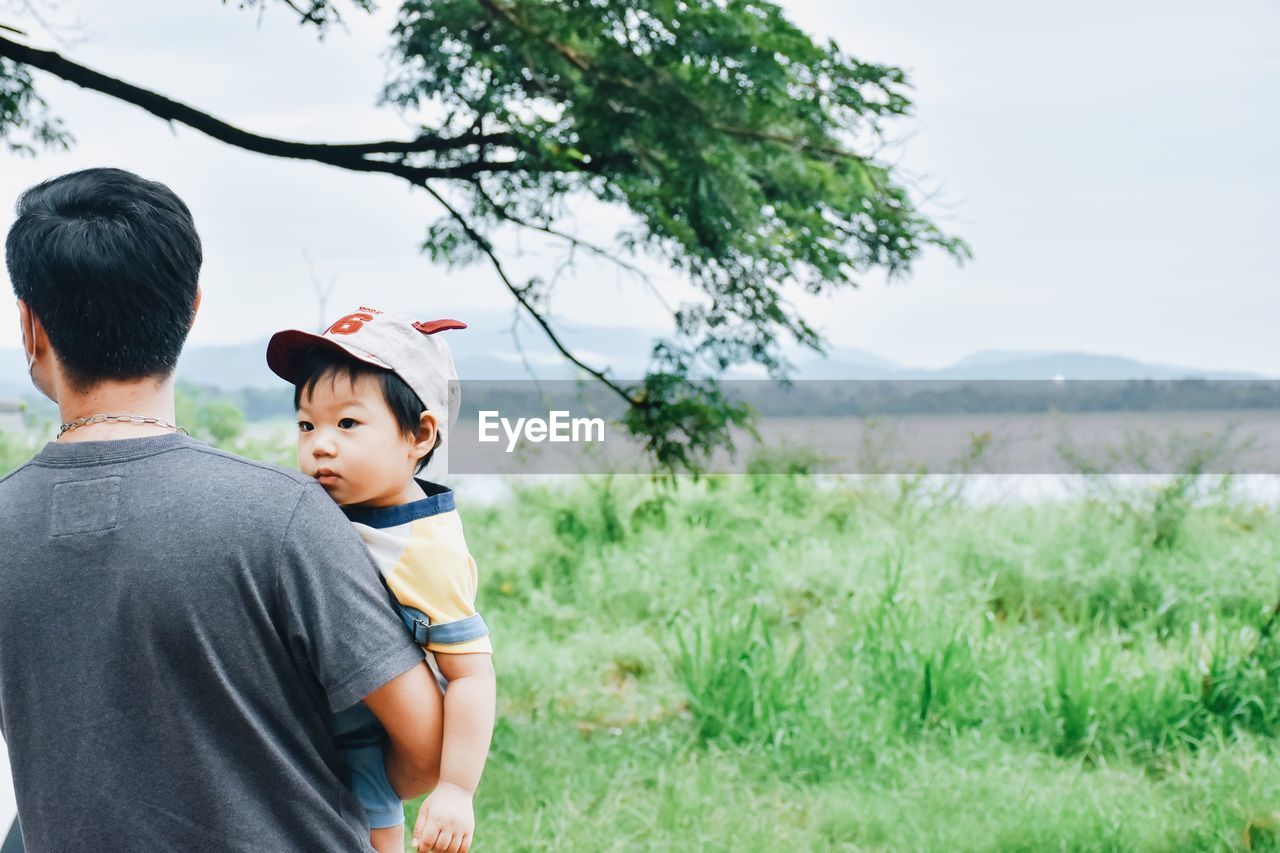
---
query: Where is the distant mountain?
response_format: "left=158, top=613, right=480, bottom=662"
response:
left=172, top=311, right=660, bottom=388
left=930, top=351, right=1262, bottom=381
left=770, top=346, right=906, bottom=379
left=0, top=318, right=1268, bottom=405
left=785, top=349, right=1264, bottom=382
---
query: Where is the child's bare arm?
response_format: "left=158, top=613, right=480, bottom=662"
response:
left=435, top=652, right=496, bottom=791
left=411, top=652, right=496, bottom=853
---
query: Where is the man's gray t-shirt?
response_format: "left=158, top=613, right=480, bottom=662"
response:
left=0, top=434, right=425, bottom=851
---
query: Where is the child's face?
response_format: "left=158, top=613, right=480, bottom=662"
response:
left=295, top=372, right=427, bottom=508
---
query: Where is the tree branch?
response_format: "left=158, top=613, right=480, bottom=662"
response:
left=278, top=0, right=330, bottom=28
left=707, top=122, right=870, bottom=164
left=0, top=31, right=636, bottom=411
left=0, top=33, right=520, bottom=177
left=420, top=181, right=638, bottom=406
left=476, top=0, right=591, bottom=73
left=467, top=178, right=654, bottom=285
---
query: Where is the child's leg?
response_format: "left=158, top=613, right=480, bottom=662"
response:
left=369, top=822, right=405, bottom=853
left=333, top=710, right=410, bottom=851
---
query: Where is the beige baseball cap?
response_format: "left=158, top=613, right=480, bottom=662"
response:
left=266, top=306, right=465, bottom=478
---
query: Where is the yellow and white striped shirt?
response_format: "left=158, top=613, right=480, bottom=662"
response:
left=341, top=480, right=491, bottom=656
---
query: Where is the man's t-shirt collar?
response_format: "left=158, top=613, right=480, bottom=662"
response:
left=32, top=432, right=197, bottom=467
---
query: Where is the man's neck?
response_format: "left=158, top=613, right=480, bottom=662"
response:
left=56, top=375, right=182, bottom=443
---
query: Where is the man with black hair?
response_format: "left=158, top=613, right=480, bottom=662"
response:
left=0, top=168, right=447, bottom=851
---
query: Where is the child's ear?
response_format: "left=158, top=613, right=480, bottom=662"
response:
left=412, top=411, right=439, bottom=461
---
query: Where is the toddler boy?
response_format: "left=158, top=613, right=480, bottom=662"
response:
left=267, top=307, right=495, bottom=853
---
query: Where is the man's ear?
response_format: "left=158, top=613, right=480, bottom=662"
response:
left=413, top=411, right=439, bottom=462
left=17, top=299, right=58, bottom=403
left=16, top=299, right=45, bottom=361
left=189, top=287, right=202, bottom=330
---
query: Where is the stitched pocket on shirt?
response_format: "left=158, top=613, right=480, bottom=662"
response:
left=51, top=476, right=122, bottom=536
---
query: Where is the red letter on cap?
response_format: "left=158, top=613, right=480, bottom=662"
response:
left=326, top=311, right=375, bottom=336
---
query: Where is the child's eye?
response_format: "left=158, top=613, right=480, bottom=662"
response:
left=338, top=418, right=358, bottom=429
left=297, top=421, right=314, bottom=432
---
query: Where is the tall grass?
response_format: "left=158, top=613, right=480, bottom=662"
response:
left=452, top=470, right=1280, bottom=849
left=670, top=604, right=810, bottom=746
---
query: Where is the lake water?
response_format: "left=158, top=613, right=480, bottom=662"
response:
left=448, top=471, right=1280, bottom=507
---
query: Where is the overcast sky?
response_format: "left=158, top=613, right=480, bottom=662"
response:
left=0, top=0, right=1276, bottom=374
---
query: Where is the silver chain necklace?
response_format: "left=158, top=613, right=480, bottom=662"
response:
left=58, top=413, right=190, bottom=438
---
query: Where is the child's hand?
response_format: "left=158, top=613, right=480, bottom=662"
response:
left=411, top=782, right=474, bottom=853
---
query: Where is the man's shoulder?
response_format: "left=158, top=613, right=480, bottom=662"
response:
left=173, top=443, right=314, bottom=489
left=0, top=441, right=323, bottom=519
left=0, top=457, right=31, bottom=483
left=173, top=445, right=341, bottom=523
left=0, top=439, right=313, bottom=489
left=0, top=462, right=46, bottom=535
left=0, top=441, right=350, bottom=550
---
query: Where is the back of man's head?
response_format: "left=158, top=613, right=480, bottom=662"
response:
left=5, top=167, right=203, bottom=391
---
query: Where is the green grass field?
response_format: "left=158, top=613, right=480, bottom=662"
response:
left=416, top=470, right=1280, bottom=851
